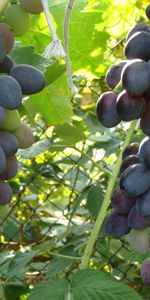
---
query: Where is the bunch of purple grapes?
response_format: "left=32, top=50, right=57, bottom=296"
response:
left=96, top=5, right=150, bottom=286
left=0, top=19, right=46, bottom=207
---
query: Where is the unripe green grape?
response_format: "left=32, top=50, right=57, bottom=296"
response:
left=3, top=3, right=30, bottom=37
left=19, top=0, right=43, bottom=14
left=0, top=0, right=8, bottom=14
left=0, top=109, right=21, bottom=131
left=13, top=122, right=34, bottom=149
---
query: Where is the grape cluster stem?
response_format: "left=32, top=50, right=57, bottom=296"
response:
left=80, top=120, right=137, bottom=269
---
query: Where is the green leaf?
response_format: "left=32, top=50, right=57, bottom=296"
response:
left=87, top=184, right=103, bottom=217
left=55, top=123, right=85, bottom=145
left=7, top=250, right=38, bottom=280
left=17, top=139, right=52, bottom=158
left=47, top=247, right=77, bottom=276
left=10, top=46, right=52, bottom=71
left=25, top=75, right=73, bottom=125
left=71, top=270, right=143, bottom=300
left=27, top=270, right=143, bottom=300
left=27, top=279, right=68, bottom=300
left=2, top=220, right=20, bottom=241
left=4, top=281, right=28, bottom=300
left=44, top=63, right=66, bottom=86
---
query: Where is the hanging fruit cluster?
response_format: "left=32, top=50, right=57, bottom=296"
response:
left=0, top=0, right=46, bottom=206
left=96, top=4, right=150, bottom=286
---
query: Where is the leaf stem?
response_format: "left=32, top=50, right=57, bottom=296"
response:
left=80, top=120, right=137, bottom=269
left=64, top=0, right=78, bottom=95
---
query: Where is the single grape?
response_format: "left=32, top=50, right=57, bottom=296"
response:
left=146, top=5, right=150, bottom=21
left=0, top=131, right=19, bottom=157
left=116, top=90, right=145, bottom=121
left=128, top=205, right=150, bottom=229
left=122, top=142, right=139, bottom=159
left=9, top=64, right=46, bottom=95
left=0, top=181, right=13, bottom=205
left=126, top=23, right=150, bottom=41
left=0, top=56, right=14, bottom=73
left=0, top=23, right=14, bottom=53
left=141, top=258, right=150, bottom=285
left=138, top=136, right=150, bottom=168
left=121, top=59, right=150, bottom=96
left=128, top=228, right=150, bottom=254
left=13, top=122, right=34, bottom=149
left=3, top=3, right=30, bottom=37
left=105, top=61, right=127, bottom=89
left=0, top=109, right=21, bottom=132
left=111, top=187, right=136, bottom=214
left=0, top=155, right=18, bottom=180
left=120, top=163, right=150, bottom=197
left=104, top=210, right=130, bottom=237
left=119, top=154, right=140, bottom=176
left=0, top=76, right=22, bottom=109
left=19, top=0, right=43, bottom=14
left=0, top=146, right=6, bottom=174
left=143, top=86, right=150, bottom=102
left=0, top=32, right=6, bottom=63
left=96, top=92, right=121, bottom=128
left=125, top=31, right=150, bottom=61
left=140, top=101, right=150, bottom=135
left=136, top=188, right=150, bottom=217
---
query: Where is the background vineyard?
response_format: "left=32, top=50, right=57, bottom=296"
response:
left=0, top=0, right=149, bottom=299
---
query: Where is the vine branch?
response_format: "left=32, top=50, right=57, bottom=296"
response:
left=64, top=0, right=78, bottom=95
left=80, top=120, right=137, bottom=269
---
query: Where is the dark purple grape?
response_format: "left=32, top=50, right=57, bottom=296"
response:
left=121, top=59, right=150, bottom=96
left=105, top=61, right=127, bottom=89
left=138, top=136, right=150, bottom=168
left=0, top=106, right=6, bottom=125
left=111, top=187, right=136, bottom=214
left=9, top=64, right=46, bottom=95
left=0, top=56, right=14, bottom=73
left=0, top=155, right=18, bottom=180
left=146, top=5, right=150, bottom=21
left=0, top=181, right=13, bottom=205
left=125, top=31, right=150, bottom=61
left=136, top=188, right=150, bottom=217
left=122, top=142, right=139, bottom=159
left=0, top=131, right=19, bottom=157
left=104, top=210, right=130, bottom=237
left=141, top=259, right=150, bottom=285
left=0, top=76, right=22, bottom=109
left=128, top=205, right=150, bottom=229
left=116, top=90, right=145, bottom=121
left=119, top=154, right=140, bottom=176
left=96, top=92, right=121, bottom=128
left=0, top=146, right=6, bottom=174
left=140, top=102, right=150, bottom=135
left=120, top=163, right=150, bottom=197
left=143, top=86, right=150, bottom=102
left=126, top=23, right=150, bottom=41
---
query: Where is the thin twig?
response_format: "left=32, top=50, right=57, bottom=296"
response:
left=64, top=0, right=78, bottom=95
